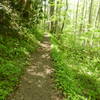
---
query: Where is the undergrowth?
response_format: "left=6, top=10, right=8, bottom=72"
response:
left=0, top=28, right=44, bottom=100
left=0, top=2, right=44, bottom=100
left=0, top=33, right=37, bottom=100
left=51, top=32, right=100, bottom=100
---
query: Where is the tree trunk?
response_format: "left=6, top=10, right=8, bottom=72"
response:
left=50, top=0, right=55, bottom=33
left=61, top=0, right=68, bottom=32
left=79, top=0, right=85, bottom=32
left=95, top=3, right=100, bottom=28
left=75, top=0, right=80, bottom=32
left=88, top=0, right=94, bottom=25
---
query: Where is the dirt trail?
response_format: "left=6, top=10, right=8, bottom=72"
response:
left=8, top=34, right=62, bottom=100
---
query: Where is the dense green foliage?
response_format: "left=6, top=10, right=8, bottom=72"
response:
left=0, top=0, right=100, bottom=100
left=51, top=31, right=100, bottom=100
left=0, top=31, right=38, bottom=100
left=49, top=1, right=100, bottom=99
left=0, top=1, right=44, bottom=100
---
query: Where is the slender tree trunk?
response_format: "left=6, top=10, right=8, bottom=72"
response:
left=83, top=0, right=88, bottom=31
left=88, top=0, right=94, bottom=26
left=79, top=0, right=85, bottom=32
left=61, top=0, right=68, bottom=32
left=50, top=0, right=55, bottom=33
left=54, top=0, right=58, bottom=33
left=75, top=0, right=80, bottom=32
left=43, top=0, right=47, bottom=31
left=95, top=3, right=100, bottom=28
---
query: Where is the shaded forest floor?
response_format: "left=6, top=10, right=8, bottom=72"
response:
left=8, top=34, right=62, bottom=100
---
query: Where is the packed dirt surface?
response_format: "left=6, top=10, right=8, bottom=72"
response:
left=8, top=34, right=62, bottom=100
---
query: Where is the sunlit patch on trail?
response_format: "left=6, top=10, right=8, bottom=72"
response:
left=8, top=34, right=61, bottom=100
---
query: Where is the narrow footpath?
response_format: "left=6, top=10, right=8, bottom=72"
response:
left=8, top=34, right=62, bottom=100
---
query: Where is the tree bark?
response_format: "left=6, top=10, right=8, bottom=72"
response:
left=79, top=0, right=85, bottom=32
left=88, top=0, right=94, bottom=25
left=61, top=0, right=68, bottom=32
left=75, top=0, right=80, bottom=32
left=95, top=3, right=100, bottom=28
left=50, top=0, right=55, bottom=33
